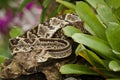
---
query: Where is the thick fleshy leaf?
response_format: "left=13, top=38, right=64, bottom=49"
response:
left=72, top=33, right=118, bottom=60
left=109, top=60, right=120, bottom=71
left=56, top=0, right=75, bottom=10
left=112, top=50, right=120, bottom=58
left=106, top=24, right=120, bottom=52
left=97, top=5, right=119, bottom=26
left=60, top=64, right=119, bottom=77
left=60, top=64, right=98, bottom=75
left=75, top=44, right=106, bottom=68
left=114, top=7, right=120, bottom=21
left=76, top=2, right=106, bottom=40
left=63, top=26, right=81, bottom=37
left=86, top=0, right=106, bottom=8
left=9, top=26, right=24, bottom=38
left=75, top=44, right=93, bottom=64
left=86, top=0, right=120, bottom=27
left=84, top=23, right=96, bottom=35
left=105, top=0, right=120, bottom=9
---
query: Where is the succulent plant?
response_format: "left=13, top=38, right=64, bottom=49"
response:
left=57, top=0, right=120, bottom=79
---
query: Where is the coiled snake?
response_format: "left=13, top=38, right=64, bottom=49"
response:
left=0, top=13, right=86, bottom=80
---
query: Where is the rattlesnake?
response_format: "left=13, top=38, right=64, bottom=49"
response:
left=0, top=13, right=86, bottom=80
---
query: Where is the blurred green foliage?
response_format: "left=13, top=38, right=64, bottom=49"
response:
left=0, top=37, right=10, bottom=57
left=9, top=26, right=24, bottom=39
left=0, top=0, right=9, bottom=8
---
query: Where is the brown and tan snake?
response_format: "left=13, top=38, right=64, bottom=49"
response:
left=0, top=13, right=86, bottom=80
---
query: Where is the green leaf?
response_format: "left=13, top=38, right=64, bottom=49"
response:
left=18, top=0, right=32, bottom=11
left=109, top=60, right=120, bottom=71
left=72, top=33, right=118, bottom=60
left=84, top=23, right=96, bottom=35
left=114, top=7, right=120, bottom=22
left=63, top=26, right=81, bottom=37
left=106, top=25, right=120, bottom=52
left=61, top=64, right=120, bottom=78
left=40, top=0, right=52, bottom=23
left=76, top=2, right=106, bottom=40
left=60, top=64, right=98, bottom=75
left=75, top=44, right=106, bottom=68
left=86, top=0, right=120, bottom=27
left=56, top=0, right=75, bottom=10
left=56, top=0, right=72, bottom=14
left=75, top=44, right=93, bottom=64
left=112, top=50, right=120, bottom=58
left=97, top=5, right=119, bottom=26
left=9, top=26, right=24, bottom=38
left=105, top=0, right=120, bottom=9
left=0, top=55, right=7, bottom=64
left=39, top=8, right=47, bottom=23
left=43, top=0, right=51, bottom=8
left=56, top=4, right=64, bottom=14
left=96, top=68, right=120, bottom=78
left=86, top=0, right=106, bottom=9
left=0, top=37, right=11, bottom=57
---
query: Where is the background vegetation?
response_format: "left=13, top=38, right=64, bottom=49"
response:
left=0, top=0, right=120, bottom=80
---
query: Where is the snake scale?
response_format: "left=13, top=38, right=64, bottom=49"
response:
left=0, top=13, right=86, bottom=80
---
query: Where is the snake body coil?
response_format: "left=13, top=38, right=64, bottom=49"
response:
left=0, top=13, right=84, bottom=79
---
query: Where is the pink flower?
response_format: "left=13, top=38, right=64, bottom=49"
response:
left=26, top=2, right=34, bottom=10
left=10, top=1, right=42, bottom=31
left=0, top=1, right=42, bottom=34
left=0, top=9, right=12, bottom=34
